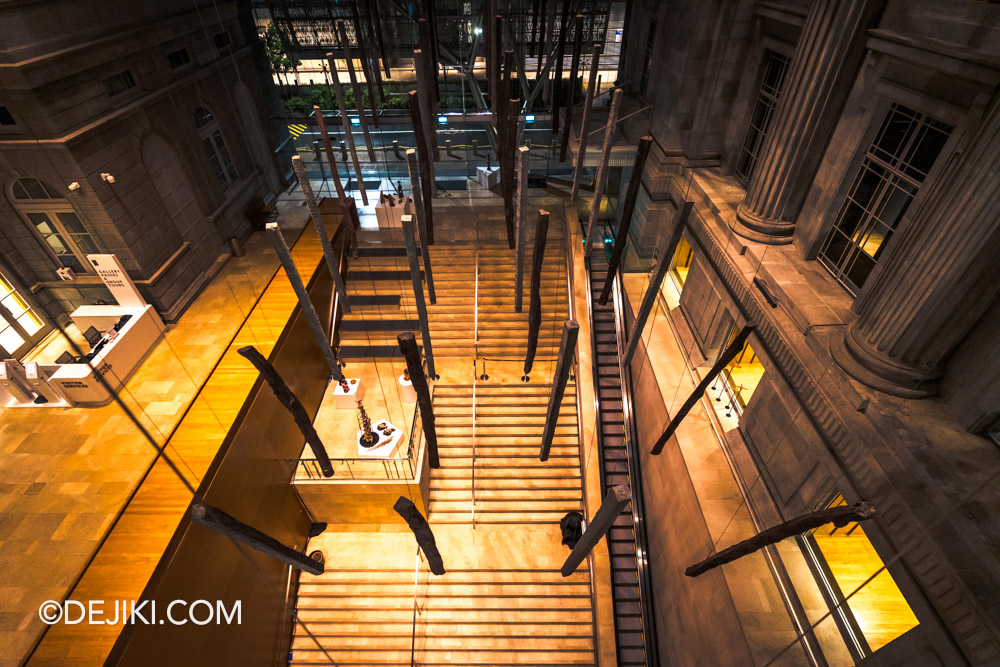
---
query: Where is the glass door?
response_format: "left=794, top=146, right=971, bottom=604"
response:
left=0, top=271, right=49, bottom=357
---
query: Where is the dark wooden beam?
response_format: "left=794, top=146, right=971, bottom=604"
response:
left=559, top=15, right=584, bottom=163
left=337, top=20, right=376, bottom=161
left=540, top=319, right=579, bottom=461
left=191, top=503, right=323, bottom=575
left=398, top=331, right=438, bottom=468
left=394, top=496, right=445, bottom=575
left=349, top=0, right=380, bottom=126
left=550, top=0, right=570, bottom=134
left=687, top=503, right=877, bottom=577
left=599, top=136, right=653, bottom=305
left=368, top=0, right=390, bottom=77
left=621, top=200, right=693, bottom=366
left=561, top=485, right=632, bottom=576
left=570, top=43, right=602, bottom=199
left=408, top=89, right=435, bottom=244
left=313, top=105, right=346, bottom=200
left=400, top=215, right=436, bottom=380
left=524, top=210, right=550, bottom=377
left=651, top=324, right=756, bottom=455
left=238, top=345, right=334, bottom=477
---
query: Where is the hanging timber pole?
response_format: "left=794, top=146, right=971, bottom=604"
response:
left=337, top=20, right=376, bottom=161
left=541, top=0, right=556, bottom=88
left=530, top=0, right=540, bottom=59
left=349, top=0, right=381, bottom=122
left=500, top=95, right=519, bottom=249
left=417, top=18, right=440, bottom=103
left=313, top=106, right=346, bottom=200
left=398, top=332, right=438, bottom=468
left=370, top=0, right=390, bottom=77
left=239, top=346, right=334, bottom=477
left=514, top=145, right=530, bottom=313
left=523, top=210, right=549, bottom=380
left=599, top=136, right=653, bottom=305
left=413, top=49, right=440, bottom=162
left=622, top=201, right=692, bottom=367
left=290, top=155, right=351, bottom=313
left=686, top=503, right=876, bottom=577
left=571, top=44, right=602, bottom=200
left=326, top=52, right=368, bottom=205
left=360, top=0, right=386, bottom=98
left=551, top=0, right=570, bottom=134
left=401, top=214, right=436, bottom=379
left=583, top=88, right=623, bottom=255
left=191, top=504, right=323, bottom=575
left=393, top=497, right=445, bottom=575
left=540, top=319, right=579, bottom=461
left=408, top=90, right=435, bottom=244
left=405, top=149, right=436, bottom=303
left=561, top=485, right=631, bottom=576
left=266, top=223, right=346, bottom=386
left=559, top=15, right=584, bottom=162
left=491, top=13, right=502, bottom=114
left=651, top=324, right=756, bottom=456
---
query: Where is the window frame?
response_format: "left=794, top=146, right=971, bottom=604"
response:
left=816, top=98, right=958, bottom=298
left=194, top=105, right=238, bottom=190
left=0, top=265, right=51, bottom=357
left=7, top=179, right=101, bottom=275
left=734, top=49, right=792, bottom=186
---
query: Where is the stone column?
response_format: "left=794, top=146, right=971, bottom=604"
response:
left=733, top=0, right=882, bottom=244
left=834, top=97, right=1000, bottom=397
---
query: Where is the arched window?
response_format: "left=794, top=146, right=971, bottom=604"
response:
left=9, top=178, right=99, bottom=275
left=195, top=105, right=237, bottom=188
left=0, top=268, right=47, bottom=357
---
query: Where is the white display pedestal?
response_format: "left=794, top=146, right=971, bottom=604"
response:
left=399, top=374, right=417, bottom=403
left=477, top=167, right=500, bottom=189
left=357, top=420, right=405, bottom=456
left=374, top=196, right=408, bottom=228
left=333, top=378, right=364, bottom=409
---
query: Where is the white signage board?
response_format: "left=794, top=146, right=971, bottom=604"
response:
left=86, top=254, right=147, bottom=308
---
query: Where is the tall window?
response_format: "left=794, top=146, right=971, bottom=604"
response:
left=735, top=51, right=791, bottom=184
left=0, top=271, right=46, bottom=356
left=818, top=103, right=953, bottom=295
left=11, top=178, right=99, bottom=274
left=195, top=106, right=237, bottom=189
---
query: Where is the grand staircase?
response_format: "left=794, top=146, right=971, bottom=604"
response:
left=290, top=205, right=598, bottom=666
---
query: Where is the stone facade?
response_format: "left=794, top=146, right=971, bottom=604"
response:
left=0, top=0, right=281, bottom=332
left=622, top=0, right=1000, bottom=663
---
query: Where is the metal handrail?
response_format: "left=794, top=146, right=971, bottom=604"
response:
left=609, top=257, right=660, bottom=667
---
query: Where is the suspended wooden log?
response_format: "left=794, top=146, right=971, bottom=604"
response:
left=687, top=503, right=877, bottom=577
left=393, top=497, right=445, bottom=575
left=551, top=0, right=571, bottom=134
left=398, top=331, right=438, bottom=469
left=265, top=222, right=346, bottom=386
left=651, top=324, right=755, bottom=455
left=313, top=105, right=346, bottom=200
left=417, top=17, right=439, bottom=103
left=621, top=200, right=692, bottom=367
left=336, top=20, right=376, bottom=161
left=599, top=136, right=653, bottom=305
left=523, top=210, right=550, bottom=378
left=400, top=214, right=436, bottom=380
left=326, top=52, right=368, bottom=205
left=561, top=484, right=631, bottom=576
left=238, top=345, right=334, bottom=477
left=408, top=89, right=435, bottom=244
left=540, top=0, right=556, bottom=84
left=405, top=148, right=436, bottom=303
left=369, top=0, right=390, bottom=77
left=514, top=145, right=530, bottom=313
left=540, top=319, right=579, bottom=461
left=559, top=15, right=584, bottom=163
left=192, top=503, right=323, bottom=575
left=349, top=0, right=381, bottom=124
left=491, top=12, right=502, bottom=112
left=413, top=49, right=440, bottom=162
left=501, top=97, right=519, bottom=249
left=290, top=155, right=351, bottom=313
left=570, top=43, right=602, bottom=199
left=584, top=88, right=623, bottom=255
left=530, top=0, right=540, bottom=58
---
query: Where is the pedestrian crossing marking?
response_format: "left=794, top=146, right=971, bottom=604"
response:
left=288, top=123, right=308, bottom=138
